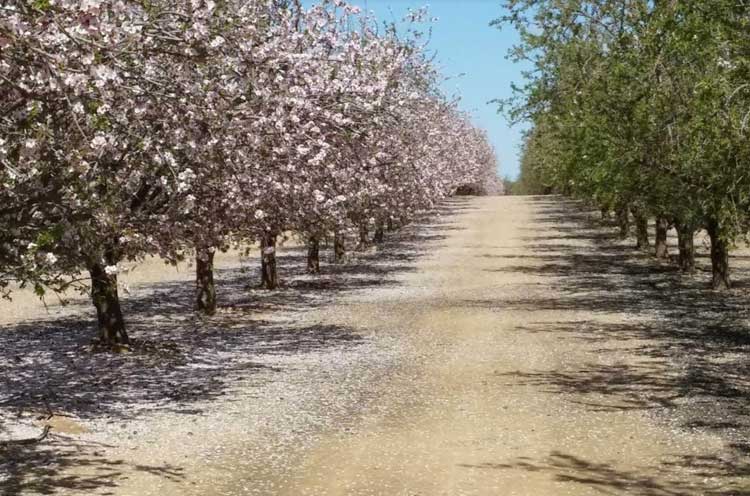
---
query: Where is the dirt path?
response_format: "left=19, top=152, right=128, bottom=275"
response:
left=261, top=196, right=746, bottom=495
left=5, top=196, right=750, bottom=495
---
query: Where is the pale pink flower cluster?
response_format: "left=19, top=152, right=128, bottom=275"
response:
left=0, top=0, right=497, bottom=299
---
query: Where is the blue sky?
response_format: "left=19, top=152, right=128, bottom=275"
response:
left=301, top=0, right=528, bottom=178
left=354, top=1, right=529, bottom=179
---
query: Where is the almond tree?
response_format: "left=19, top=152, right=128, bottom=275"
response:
left=498, top=0, right=750, bottom=288
left=0, top=0, right=224, bottom=344
left=0, top=0, right=500, bottom=343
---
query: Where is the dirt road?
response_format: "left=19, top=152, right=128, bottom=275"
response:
left=248, top=196, right=744, bottom=496
left=4, top=196, right=749, bottom=495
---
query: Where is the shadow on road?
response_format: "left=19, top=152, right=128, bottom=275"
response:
left=466, top=196, right=750, bottom=493
left=0, top=198, right=475, bottom=494
left=1, top=438, right=184, bottom=496
left=459, top=450, right=750, bottom=496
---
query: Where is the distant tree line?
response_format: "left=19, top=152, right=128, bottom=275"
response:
left=496, top=0, right=750, bottom=289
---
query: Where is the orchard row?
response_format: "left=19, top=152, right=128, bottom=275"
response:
left=0, top=0, right=498, bottom=345
left=500, top=1, right=750, bottom=287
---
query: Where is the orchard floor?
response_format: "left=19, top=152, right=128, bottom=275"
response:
left=3, top=196, right=750, bottom=495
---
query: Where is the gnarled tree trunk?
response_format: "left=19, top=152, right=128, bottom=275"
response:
left=307, top=235, right=320, bottom=274
left=333, top=231, right=345, bottom=264
left=89, top=259, right=128, bottom=346
left=655, top=217, right=669, bottom=259
left=675, top=220, right=695, bottom=273
left=196, top=249, right=216, bottom=315
left=706, top=218, right=730, bottom=290
left=260, top=233, right=278, bottom=290
left=632, top=208, right=649, bottom=251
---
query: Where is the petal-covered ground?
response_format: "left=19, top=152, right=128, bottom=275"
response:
left=3, top=196, right=750, bottom=495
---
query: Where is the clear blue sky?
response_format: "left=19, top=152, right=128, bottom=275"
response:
left=356, top=0, right=529, bottom=179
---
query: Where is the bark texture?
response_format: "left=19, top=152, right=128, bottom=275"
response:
left=706, top=218, right=731, bottom=290
left=675, top=221, right=695, bottom=273
left=334, top=231, right=345, bottom=264
left=89, top=260, right=129, bottom=346
left=261, top=233, right=278, bottom=290
left=307, top=236, right=320, bottom=274
left=196, top=249, right=217, bottom=315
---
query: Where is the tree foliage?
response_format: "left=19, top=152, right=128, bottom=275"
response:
left=0, top=0, right=498, bottom=345
left=496, top=0, right=750, bottom=288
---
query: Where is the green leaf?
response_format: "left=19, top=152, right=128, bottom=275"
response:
left=34, top=283, right=46, bottom=298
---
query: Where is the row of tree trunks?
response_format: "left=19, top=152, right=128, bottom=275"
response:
left=624, top=209, right=730, bottom=290
left=95, top=223, right=394, bottom=347
left=630, top=213, right=727, bottom=289
left=90, top=207, right=728, bottom=351
left=629, top=209, right=669, bottom=260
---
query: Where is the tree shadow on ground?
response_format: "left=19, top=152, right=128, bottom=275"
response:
left=1, top=438, right=184, bottom=496
left=459, top=451, right=750, bottom=496
left=0, top=318, right=359, bottom=419
left=473, top=197, right=750, bottom=489
left=0, top=200, right=472, bottom=493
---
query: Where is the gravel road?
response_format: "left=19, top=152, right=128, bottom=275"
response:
left=3, top=196, right=750, bottom=495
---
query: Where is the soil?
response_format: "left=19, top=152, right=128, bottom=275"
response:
left=2, top=196, right=750, bottom=495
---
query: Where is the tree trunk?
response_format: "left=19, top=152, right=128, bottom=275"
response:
left=707, top=218, right=731, bottom=290
left=89, top=261, right=129, bottom=346
left=386, top=218, right=395, bottom=231
left=615, top=203, right=629, bottom=239
left=333, top=231, right=345, bottom=263
left=632, top=209, right=649, bottom=250
left=675, top=221, right=695, bottom=273
left=655, top=217, right=669, bottom=259
left=357, top=222, right=369, bottom=251
left=600, top=208, right=609, bottom=221
left=373, top=220, right=385, bottom=244
left=260, top=233, right=278, bottom=290
left=196, top=249, right=216, bottom=315
left=307, top=235, right=320, bottom=274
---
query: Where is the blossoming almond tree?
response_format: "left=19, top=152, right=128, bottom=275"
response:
left=0, top=0, right=220, bottom=345
left=0, top=0, right=499, bottom=341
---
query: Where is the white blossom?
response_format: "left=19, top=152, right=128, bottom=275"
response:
left=91, top=134, right=107, bottom=150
